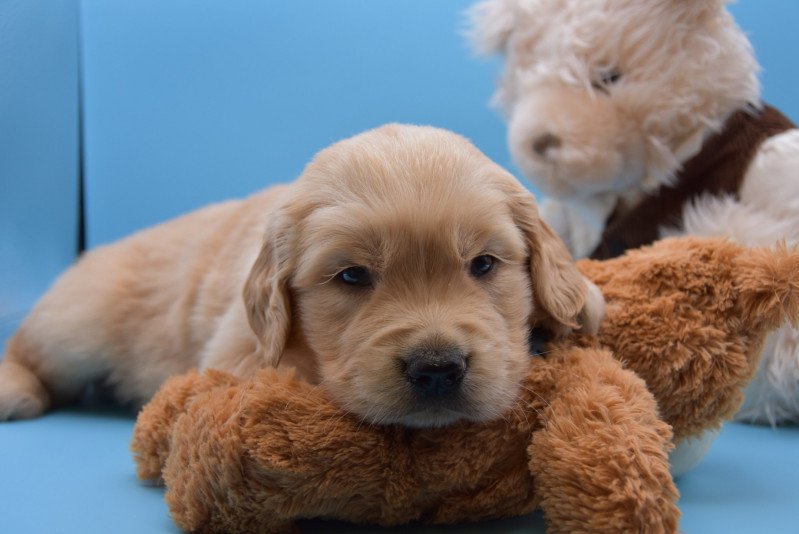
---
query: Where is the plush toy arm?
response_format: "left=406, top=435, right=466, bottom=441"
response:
left=540, top=197, right=615, bottom=259
left=157, top=369, right=402, bottom=534
left=160, top=380, right=297, bottom=534
left=131, top=369, right=240, bottom=481
left=528, top=348, right=679, bottom=534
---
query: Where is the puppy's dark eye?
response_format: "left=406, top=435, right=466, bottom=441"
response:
left=469, top=255, right=496, bottom=278
left=338, top=266, right=372, bottom=287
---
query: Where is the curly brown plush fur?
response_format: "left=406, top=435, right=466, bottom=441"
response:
left=132, top=237, right=799, bottom=534
left=570, top=238, right=799, bottom=442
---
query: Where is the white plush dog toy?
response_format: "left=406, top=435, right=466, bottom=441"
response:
left=469, top=0, right=799, bottom=427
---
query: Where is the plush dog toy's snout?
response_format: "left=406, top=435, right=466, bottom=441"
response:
left=531, top=132, right=562, bottom=159
left=404, top=347, right=467, bottom=397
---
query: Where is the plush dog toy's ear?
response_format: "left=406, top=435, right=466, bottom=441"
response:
left=503, top=181, right=605, bottom=335
left=243, top=210, right=294, bottom=368
left=467, top=0, right=517, bottom=55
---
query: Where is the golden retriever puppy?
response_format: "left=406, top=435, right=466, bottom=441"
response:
left=0, top=124, right=603, bottom=426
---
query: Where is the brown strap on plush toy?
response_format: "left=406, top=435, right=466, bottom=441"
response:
left=590, top=104, right=796, bottom=260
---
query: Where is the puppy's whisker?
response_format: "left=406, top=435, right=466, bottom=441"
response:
left=310, top=376, right=334, bottom=392
left=521, top=389, right=551, bottom=411
left=507, top=391, right=545, bottom=422
left=507, top=400, right=530, bottom=427
left=323, top=411, right=349, bottom=432
left=518, top=384, right=552, bottom=410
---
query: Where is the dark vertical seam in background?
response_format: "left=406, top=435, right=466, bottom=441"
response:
left=76, top=0, right=86, bottom=255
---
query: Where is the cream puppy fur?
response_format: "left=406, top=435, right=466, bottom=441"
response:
left=0, top=124, right=603, bottom=427
left=469, top=0, right=799, bottom=426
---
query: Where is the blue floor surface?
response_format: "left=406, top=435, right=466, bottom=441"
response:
left=0, top=409, right=796, bottom=533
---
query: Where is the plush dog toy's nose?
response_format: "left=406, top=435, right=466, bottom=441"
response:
left=532, top=132, right=562, bottom=157
left=405, top=348, right=467, bottom=397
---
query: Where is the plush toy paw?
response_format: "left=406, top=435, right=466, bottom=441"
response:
left=132, top=369, right=239, bottom=481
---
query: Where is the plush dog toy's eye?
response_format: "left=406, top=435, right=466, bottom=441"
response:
left=469, top=255, right=497, bottom=278
left=592, top=68, right=622, bottom=91
left=338, top=266, right=373, bottom=287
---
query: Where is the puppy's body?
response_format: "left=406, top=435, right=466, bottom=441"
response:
left=0, top=125, right=601, bottom=425
left=0, top=186, right=297, bottom=418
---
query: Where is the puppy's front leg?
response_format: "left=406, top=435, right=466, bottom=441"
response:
left=198, top=303, right=262, bottom=378
left=196, top=302, right=316, bottom=384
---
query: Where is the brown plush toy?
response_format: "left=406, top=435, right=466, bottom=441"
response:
left=132, top=237, right=799, bottom=534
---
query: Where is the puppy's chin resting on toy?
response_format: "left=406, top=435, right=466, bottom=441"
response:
left=132, top=237, right=799, bottom=534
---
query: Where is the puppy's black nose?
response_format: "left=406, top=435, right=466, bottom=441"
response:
left=405, top=348, right=467, bottom=397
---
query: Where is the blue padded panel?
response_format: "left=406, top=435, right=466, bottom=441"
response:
left=80, top=0, right=508, bottom=247
left=679, top=423, right=799, bottom=533
left=1, top=412, right=797, bottom=533
left=0, top=0, right=80, bottom=346
left=0, top=408, right=180, bottom=534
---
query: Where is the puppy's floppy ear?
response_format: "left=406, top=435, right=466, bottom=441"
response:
left=467, top=0, right=516, bottom=56
left=243, top=211, right=294, bottom=367
left=503, top=180, right=605, bottom=336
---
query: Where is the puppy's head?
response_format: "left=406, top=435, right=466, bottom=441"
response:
left=245, top=124, right=602, bottom=427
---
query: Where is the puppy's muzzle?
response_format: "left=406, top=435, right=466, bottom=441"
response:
left=404, top=347, right=467, bottom=398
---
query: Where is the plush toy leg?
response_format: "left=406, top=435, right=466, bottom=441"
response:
left=528, top=348, right=679, bottom=534
left=678, top=194, right=799, bottom=425
left=736, top=324, right=799, bottom=424
left=161, top=372, right=316, bottom=534
left=577, top=238, right=799, bottom=470
left=131, top=369, right=240, bottom=481
left=668, top=428, right=720, bottom=477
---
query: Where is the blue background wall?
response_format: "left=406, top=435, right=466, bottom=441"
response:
left=80, top=0, right=508, bottom=248
left=730, top=0, right=799, bottom=120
